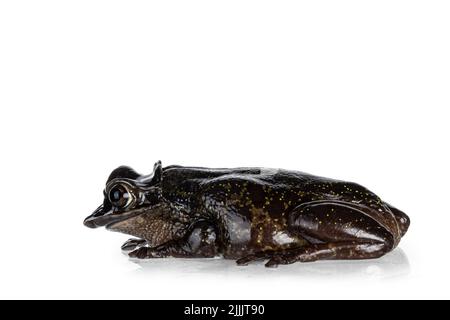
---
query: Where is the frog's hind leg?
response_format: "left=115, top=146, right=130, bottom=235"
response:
left=264, top=200, right=398, bottom=267
left=237, top=200, right=398, bottom=267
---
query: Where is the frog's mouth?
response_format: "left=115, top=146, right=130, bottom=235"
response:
left=83, top=204, right=144, bottom=229
left=84, top=204, right=180, bottom=248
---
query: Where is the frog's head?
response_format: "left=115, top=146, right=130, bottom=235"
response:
left=83, top=161, right=163, bottom=229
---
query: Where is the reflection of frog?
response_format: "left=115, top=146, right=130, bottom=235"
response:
left=84, top=161, right=410, bottom=267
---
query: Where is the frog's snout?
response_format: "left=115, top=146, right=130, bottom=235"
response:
left=83, top=217, right=97, bottom=228
left=83, top=204, right=106, bottom=228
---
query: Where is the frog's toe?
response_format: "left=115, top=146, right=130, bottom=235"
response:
left=236, top=251, right=276, bottom=266
left=129, top=247, right=153, bottom=259
left=121, top=238, right=146, bottom=251
left=236, top=255, right=257, bottom=266
left=264, top=250, right=317, bottom=267
left=264, top=253, right=295, bottom=267
left=264, top=257, right=282, bottom=268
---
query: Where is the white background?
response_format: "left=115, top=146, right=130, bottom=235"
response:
left=1, top=1, right=449, bottom=299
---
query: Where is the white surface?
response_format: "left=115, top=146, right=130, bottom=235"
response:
left=0, top=1, right=449, bottom=299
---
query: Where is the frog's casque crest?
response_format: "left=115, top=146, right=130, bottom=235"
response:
left=107, top=166, right=140, bottom=183
left=139, top=161, right=162, bottom=186
left=106, top=161, right=162, bottom=187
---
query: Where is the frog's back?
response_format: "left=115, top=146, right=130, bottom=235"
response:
left=162, top=165, right=327, bottom=188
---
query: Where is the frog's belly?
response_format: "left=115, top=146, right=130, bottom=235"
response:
left=221, top=214, right=308, bottom=259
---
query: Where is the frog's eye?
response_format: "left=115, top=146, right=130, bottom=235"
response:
left=108, top=184, right=133, bottom=209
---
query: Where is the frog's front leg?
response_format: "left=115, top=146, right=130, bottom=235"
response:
left=238, top=200, right=397, bottom=267
left=128, top=222, right=219, bottom=259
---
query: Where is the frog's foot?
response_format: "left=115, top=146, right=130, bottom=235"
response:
left=121, top=238, right=147, bottom=251
left=263, top=245, right=337, bottom=268
left=129, top=247, right=162, bottom=259
left=128, top=247, right=149, bottom=259
left=128, top=242, right=177, bottom=259
left=263, top=241, right=391, bottom=267
left=236, top=249, right=314, bottom=267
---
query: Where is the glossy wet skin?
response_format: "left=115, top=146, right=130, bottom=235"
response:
left=84, top=161, right=410, bottom=267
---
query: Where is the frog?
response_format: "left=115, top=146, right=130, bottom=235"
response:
left=83, top=161, right=410, bottom=267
